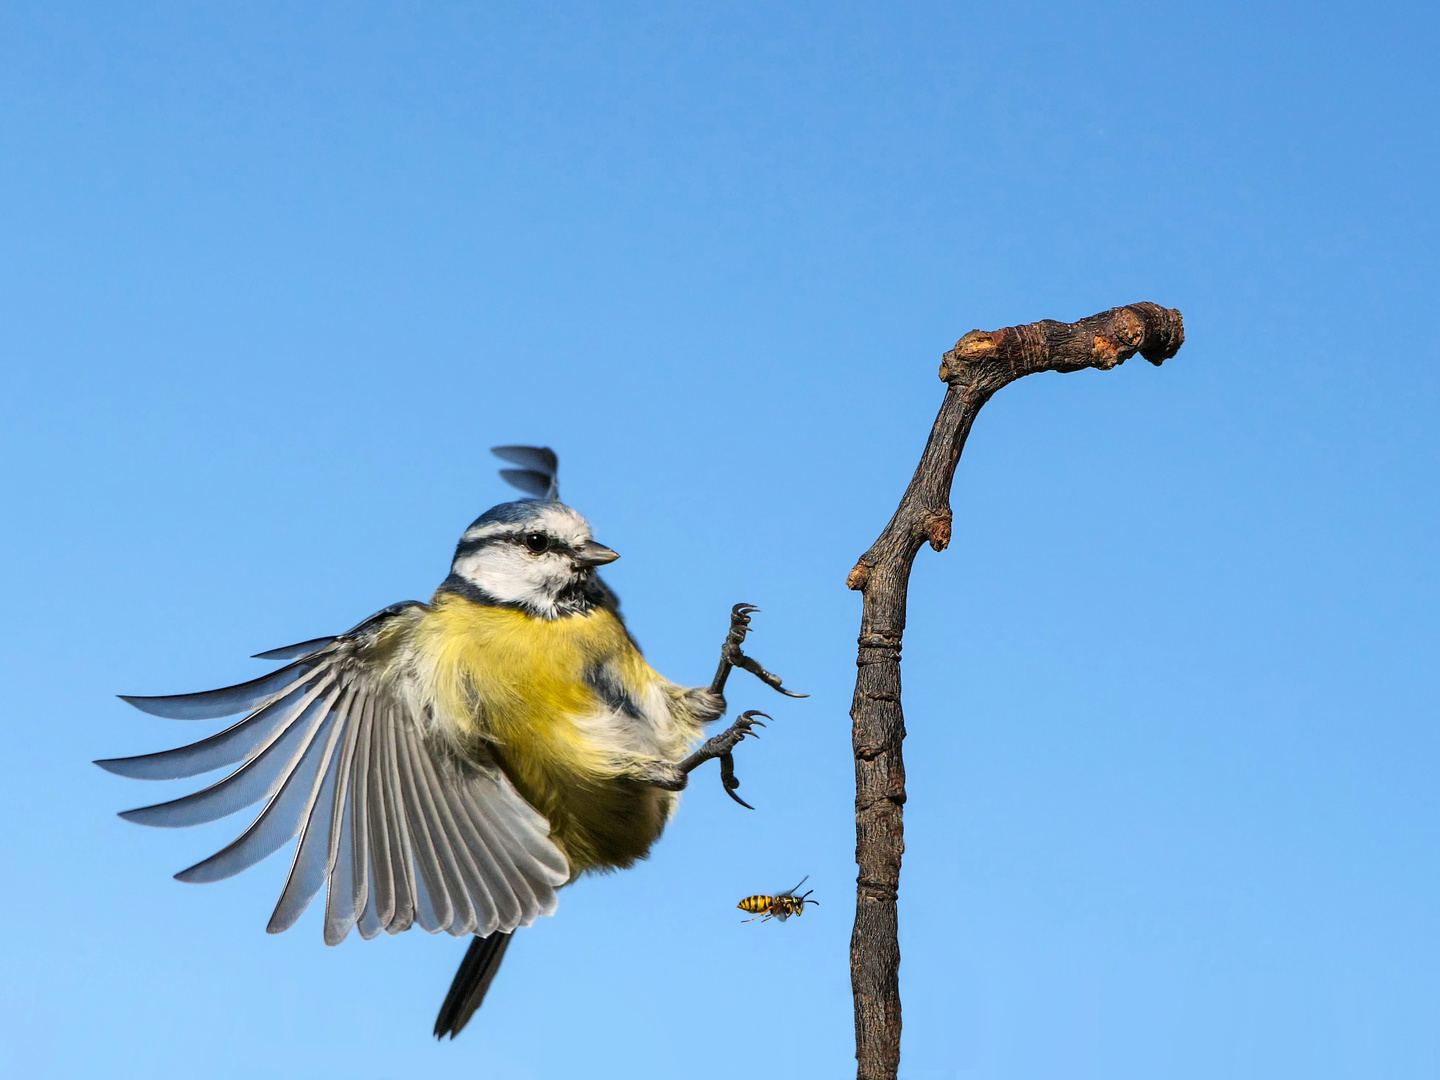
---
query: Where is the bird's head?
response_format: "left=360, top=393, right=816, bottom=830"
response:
left=445, top=499, right=620, bottom=619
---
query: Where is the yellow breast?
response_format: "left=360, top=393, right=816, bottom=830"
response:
left=417, top=593, right=678, bottom=872
left=420, top=593, right=653, bottom=771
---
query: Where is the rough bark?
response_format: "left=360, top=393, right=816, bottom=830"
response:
left=846, top=302, right=1185, bottom=1080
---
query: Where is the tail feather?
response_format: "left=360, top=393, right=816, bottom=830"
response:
left=433, top=931, right=514, bottom=1039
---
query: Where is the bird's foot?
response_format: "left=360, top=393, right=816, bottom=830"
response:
left=708, top=604, right=807, bottom=700
left=677, top=710, right=769, bottom=809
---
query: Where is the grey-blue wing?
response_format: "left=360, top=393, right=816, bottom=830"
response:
left=100, top=606, right=570, bottom=944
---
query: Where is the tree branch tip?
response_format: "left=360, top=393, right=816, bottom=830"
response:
left=847, top=562, right=871, bottom=591
left=1125, top=301, right=1186, bottom=364
left=938, top=330, right=996, bottom=380
left=938, top=302, right=1183, bottom=385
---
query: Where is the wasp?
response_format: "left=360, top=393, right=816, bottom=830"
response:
left=737, top=876, right=819, bottom=923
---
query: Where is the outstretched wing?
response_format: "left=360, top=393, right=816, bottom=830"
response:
left=491, top=445, right=559, bottom=500
left=99, top=603, right=570, bottom=945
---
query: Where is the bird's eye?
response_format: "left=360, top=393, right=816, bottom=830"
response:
left=523, top=532, right=550, bottom=554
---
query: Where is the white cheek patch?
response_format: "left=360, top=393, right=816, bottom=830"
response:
left=454, top=546, right=530, bottom=602
left=453, top=546, right=572, bottom=616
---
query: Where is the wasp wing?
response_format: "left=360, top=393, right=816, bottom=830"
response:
left=779, top=875, right=809, bottom=897
left=99, top=602, right=570, bottom=945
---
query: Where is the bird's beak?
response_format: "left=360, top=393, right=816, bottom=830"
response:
left=574, top=540, right=620, bottom=567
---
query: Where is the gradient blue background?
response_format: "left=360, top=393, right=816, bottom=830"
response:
left=2, top=2, right=1436, bottom=1077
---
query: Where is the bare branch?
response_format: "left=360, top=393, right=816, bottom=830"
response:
left=846, top=302, right=1185, bottom=1080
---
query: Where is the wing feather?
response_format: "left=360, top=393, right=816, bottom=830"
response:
left=266, top=685, right=360, bottom=932
left=252, top=637, right=339, bottom=661
left=407, top=726, right=486, bottom=935
left=410, top=738, right=499, bottom=934
left=118, top=657, right=325, bottom=720
left=97, top=674, right=327, bottom=781
left=375, top=701, right=414, bottom=934
left=392, top=718, right=457, bottom=933
left=368, top=696, right=408, bottom=933
left=434, top=771, right=515, bottom=935
left=322, top=693, right=370, bottom=945
left=464, top=796, right=534, bottom=927
left=354, top=695, right=394, bottom=937
left=470, top=777, right=570, bottom=887
left=411, top=857, right=440, bottom=934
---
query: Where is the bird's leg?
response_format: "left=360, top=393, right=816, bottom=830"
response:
left=678, top=709, right=770, bottom=809
left=640, top=710, right=770, bottom=809
left=648, top=606, right=798, bottom=807
left=708, top=603, right=807, bottom=701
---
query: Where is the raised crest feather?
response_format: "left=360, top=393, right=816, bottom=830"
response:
left=491, top=446, right=559, bottom=500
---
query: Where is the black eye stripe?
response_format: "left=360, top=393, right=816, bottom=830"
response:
left=452, top=535, right=501, bottom=559
left=453, top=530, right=579, bottom=560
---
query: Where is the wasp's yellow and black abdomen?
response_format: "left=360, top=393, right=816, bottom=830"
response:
left=738, top=894, right=774, bottom=914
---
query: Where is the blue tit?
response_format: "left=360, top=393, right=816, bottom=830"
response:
left=98, top=446, right=802, bottom=1040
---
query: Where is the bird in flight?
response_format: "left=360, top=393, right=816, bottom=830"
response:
left=98, top=446, right=802, bottom=1038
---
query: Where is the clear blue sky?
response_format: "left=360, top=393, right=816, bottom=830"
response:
left=2, top=2, right=1436, bottom=1077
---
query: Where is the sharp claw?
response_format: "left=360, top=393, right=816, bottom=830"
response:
left=726, top=788, right=755, bottom=810
left=719, top=752, right=755, bottom=809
